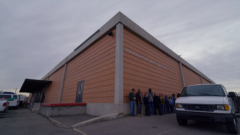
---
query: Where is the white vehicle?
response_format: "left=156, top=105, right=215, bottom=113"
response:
left=19, top=95, right=26, bottom=106
left=0, top=100, right=9, bottom=112
left=175, top=84, right=238, bottom=134
left=0, top=94, right=20, bottom=107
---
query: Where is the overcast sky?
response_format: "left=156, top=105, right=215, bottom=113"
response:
left=0, top=0, right=239, bottom=95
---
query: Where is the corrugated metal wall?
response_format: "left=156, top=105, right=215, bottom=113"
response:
left=44, top=66, right=64, bottom=103
left=202, top=78, right=211, bottom=84
left=182, top=65, right=202, bottom=86
left=60, top=29, right=116, bottom=103
left=123, top=28, right=183, bottom=103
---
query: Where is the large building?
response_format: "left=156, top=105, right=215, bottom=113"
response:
left=20, top=12, right=214, bottom=116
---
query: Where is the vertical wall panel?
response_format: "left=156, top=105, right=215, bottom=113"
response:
left=123, top=28, right=183, bottom=103
left=61, top=29, right=116, bottom=103
left=182, top=65, right=201, bottom=86
left=44, top=66, right=64, bottom=103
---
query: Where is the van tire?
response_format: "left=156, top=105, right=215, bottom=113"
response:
left=226, top=115, right=238, bottom=134
left=177, top=116, right=187, bottom=126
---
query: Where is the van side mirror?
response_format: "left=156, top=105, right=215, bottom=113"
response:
left=177, top=93, right=181, bottom=98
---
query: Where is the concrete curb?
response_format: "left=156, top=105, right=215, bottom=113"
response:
left=71, top=113, right=124, bottom=128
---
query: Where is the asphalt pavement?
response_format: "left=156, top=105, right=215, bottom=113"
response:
left=76, top=114, right=240, bottom=135
left=1, top=108, right=240, bottom=135
left=0, top=107, right=79, bottom=135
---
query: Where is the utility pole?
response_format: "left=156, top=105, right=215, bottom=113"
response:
left=15, top=88, right=17, bottom=94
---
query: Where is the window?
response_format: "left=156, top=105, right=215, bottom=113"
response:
left=0, top=95, right=12, bottom=99
left=181, top=85, right=225, bottom=97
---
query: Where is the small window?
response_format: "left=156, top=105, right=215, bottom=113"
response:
left=13, top=95, right=17, bottom=98
left=0, top=95, right=12, bottom=99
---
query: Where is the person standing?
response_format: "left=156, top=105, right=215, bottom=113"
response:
left=136, top=89, right=143, bottom=116
left=153, top=93, right=162, bottom=115
left=165, top=94, right=170, bottom=114
left=169, top=96, right=173, bottom=113
left=148, top=89, right=154, bottom=114
left=160, top=93, right=165, bottom=114
left=129, top=88, right=135, bottom=116
left=144, top=93, right=150, bottom=116
left=171, top=94, right=176, bottom=113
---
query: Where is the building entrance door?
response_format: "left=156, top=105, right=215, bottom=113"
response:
left=75, top=80, right=84, bottom=103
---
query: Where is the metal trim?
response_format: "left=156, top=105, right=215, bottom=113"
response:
left=179, top=63, right=185, bottom=87
left=114, top=23, right=124, bottom=104
left=58, top=64, right=67, bottom=103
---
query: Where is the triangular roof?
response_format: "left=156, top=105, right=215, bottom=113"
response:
left=42, top=12, right=214, bottom=83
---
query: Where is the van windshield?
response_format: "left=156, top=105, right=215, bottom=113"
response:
left=181, top=85, right=225, bottom=97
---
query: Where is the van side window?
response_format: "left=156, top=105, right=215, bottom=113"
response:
left=0, top=95, right=12, bottom=99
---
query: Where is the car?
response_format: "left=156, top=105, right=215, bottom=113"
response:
left=175, top=84, right=238, bottom=134
left=0, top=100, right=9, bottom=112
left=0, top=94, right=20, bottom=108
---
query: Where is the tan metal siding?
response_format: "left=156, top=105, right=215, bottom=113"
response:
left=44, top=66, right=64, bottom=103
left=182, top=65, right=201, bottom=86
left=202, top=78, right=211, bottom=84
left=123, top=28, right=183, bottom=103
left=61, top=29, right=116, bottom=103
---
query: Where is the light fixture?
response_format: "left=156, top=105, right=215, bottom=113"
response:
left=108, top=31, right=114, bottom=37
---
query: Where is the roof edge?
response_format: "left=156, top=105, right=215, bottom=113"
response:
left=41, top=12, right=215, bottom=84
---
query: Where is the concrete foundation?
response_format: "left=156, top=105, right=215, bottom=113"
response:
left=86, top=103, right=123, bottom=116
left=38, top=105, right=86, bottom=117
left=32, top=103, right=41, bottom=113
left=86, top=103, right=145, bottom=116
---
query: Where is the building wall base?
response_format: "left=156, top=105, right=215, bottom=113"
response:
left=32, top=103, right=41, bottom=113
left=86, top=103, right=146, bottom=116
left=38, top=105, right=86, bottom=117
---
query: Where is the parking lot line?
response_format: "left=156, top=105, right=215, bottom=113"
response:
left=48, top=117, right=61, bottom=124
left=73, top=128, right=88, bottom=135
left=158, top=127, right=180, bottom=135
left=48, top=117, right=87, bottom=135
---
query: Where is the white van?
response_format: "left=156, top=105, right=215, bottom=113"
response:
left=0, top=94, right=20, bottom=107
left=175, top=84, right=238, bottom=134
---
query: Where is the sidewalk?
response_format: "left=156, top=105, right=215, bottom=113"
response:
left=51, top=114, right=97, bottom=127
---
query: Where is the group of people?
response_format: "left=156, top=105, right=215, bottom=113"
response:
left=129, top=88, right=176, bottom=116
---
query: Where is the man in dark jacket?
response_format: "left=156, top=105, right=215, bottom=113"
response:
left=135, top=89, right=143, bottom=116
left=148, top=88, right=154, bottom=114
left=153, top=93, right=162, bottom=115
left=129, top=88, right=135, bottom=116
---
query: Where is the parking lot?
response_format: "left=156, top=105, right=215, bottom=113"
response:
left=1, top=108, right=240, bottom=135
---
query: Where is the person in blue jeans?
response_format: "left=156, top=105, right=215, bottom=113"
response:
left=171, top=94, right=176, bottom=113
left=160, top=93, right=165, bottom=114
left=165, top=94, right=170, bottom=114
left=148, top=89, right=154, bottom=114
left=129, top=88, right=135, bottom=116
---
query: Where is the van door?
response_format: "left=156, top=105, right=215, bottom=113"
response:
left=75, top=80, right=84, bottom=103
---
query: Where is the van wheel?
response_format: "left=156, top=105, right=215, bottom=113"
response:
left=177, top=116, right=187, bottom=126
left=226, top=115, right=238, bottom=134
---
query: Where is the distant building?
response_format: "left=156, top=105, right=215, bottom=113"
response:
left=20, top=12, right=214, bottom=116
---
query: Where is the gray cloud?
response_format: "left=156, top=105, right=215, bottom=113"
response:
left=0, top=0, right=239, bottom=94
